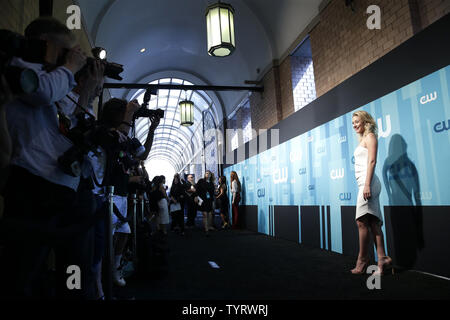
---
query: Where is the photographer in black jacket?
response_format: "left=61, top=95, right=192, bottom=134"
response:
left=92, top=98, right=159, bottom=290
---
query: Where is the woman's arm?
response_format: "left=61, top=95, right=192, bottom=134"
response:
left=231, top=181, right=237, bottom=204
left=159, top=184, right=168, bottom=199
left=363, top=133, right=378, bottom=200
left=216, top=185, right=224, bottom=199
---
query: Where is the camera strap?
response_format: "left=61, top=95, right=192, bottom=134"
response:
left=113, top=203, right=130, bottom=223
left=65, top=94, right=96, bottom=121
left=54, top=101, right=71, bottom=136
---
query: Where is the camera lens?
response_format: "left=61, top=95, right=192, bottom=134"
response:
left=5, top=66, right=39, bottom=94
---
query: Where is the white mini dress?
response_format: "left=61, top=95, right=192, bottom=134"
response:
left=354, top=145, right=383, bottom=225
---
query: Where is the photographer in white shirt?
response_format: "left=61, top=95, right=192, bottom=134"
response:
left=1, top=17, right=88, bottom=299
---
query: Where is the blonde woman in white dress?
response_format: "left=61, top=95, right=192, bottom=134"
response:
left=351, top=110, right=393, bottom=275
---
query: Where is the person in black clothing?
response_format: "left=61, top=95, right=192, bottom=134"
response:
left=169, top=173, right=185, bottom=235
left=184, top=174, right=197, bottom=228
left=216, top=176, right=230, bottom=229
left=195, top=170, right=215, bottom=236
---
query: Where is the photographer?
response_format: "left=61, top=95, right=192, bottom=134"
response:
left=56, top=57, right=106, bottom=299
left=94, top=98, right=159, bottom=289
left=0, top=17, right=89, bottom=299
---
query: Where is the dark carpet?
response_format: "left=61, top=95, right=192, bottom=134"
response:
left=114, top=217, right=450, bottom=300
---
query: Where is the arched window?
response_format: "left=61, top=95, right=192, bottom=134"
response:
left=130, top=78, right=218, bottom=182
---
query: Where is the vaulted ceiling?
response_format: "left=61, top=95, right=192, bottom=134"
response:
left=75, top=0, right=320, bottom=172
left=75, top=0, right=320, bottom=118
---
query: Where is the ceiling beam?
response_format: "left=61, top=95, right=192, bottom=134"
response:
left=104, top=83, right=264, bottom=93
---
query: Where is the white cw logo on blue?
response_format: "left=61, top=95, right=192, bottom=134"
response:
left=273, top=167, right=288, bottom=184
left=338, top=136, right=347, bottom=144
left=420, top=92, right=437, bottom=105
left=377, top=115, right=392, bottom=138
left=330, top=168, right=345, bottom=180
left=290, top=150, right=302, bottom=163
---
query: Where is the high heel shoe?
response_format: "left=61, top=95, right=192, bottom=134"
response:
left=374, top=256, right=394, bottom=276
left=351, top=256, right=369, bottom=274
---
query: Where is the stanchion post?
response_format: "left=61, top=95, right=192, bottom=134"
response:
left=140, top=196, right=144, bottom=224
left=104, top=186, right=114, bottom=301
left=131, top=194, right=137, bottom=265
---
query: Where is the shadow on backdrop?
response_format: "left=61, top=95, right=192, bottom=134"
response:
left=382, top=134, right=424, bottom=269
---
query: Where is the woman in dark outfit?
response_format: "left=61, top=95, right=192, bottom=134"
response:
left=216, top=176, right=230, bottom=229
left=169, top=173, right=185, bottom=235
left=195, top=170, right=215, bottom=236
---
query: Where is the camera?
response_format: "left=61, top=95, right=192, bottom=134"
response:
left=85, top=57, right=124, bottom=81
left=58, top=114, right=146, bottom=177
left=0, top=29, right=43, bottom=94
left=133, top=88, right=165, bottom=119
left=134, top=107, right=165, bottom=119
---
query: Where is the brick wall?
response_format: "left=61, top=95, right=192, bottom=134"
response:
left=249, top=66, right=280, bottom=131
left=309, top=0, right=449, bottom=98
left=291, top=56, right=317, bottom=112
left=417, top=0, right=450, bottom=29
left=279, top=57, right=296, bottom=119
left=310, top=0, right=415, bottom=98
left=0, top=0, right=92, bottom=53
left=0, top=0, right=40, bottom=33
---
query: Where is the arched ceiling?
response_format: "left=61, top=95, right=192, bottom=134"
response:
left=75, top=0, right=320, bottom=118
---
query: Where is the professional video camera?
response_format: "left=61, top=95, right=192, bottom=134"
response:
left=0, top=29, right=43, bottom=94
left=58, top=113, right=146, bottom=177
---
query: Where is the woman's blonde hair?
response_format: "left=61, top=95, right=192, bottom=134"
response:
left=352, top=110, right=378, bottom=140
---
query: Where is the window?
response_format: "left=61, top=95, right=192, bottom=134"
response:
left=291, top=36, right=317, bottom=112
left=130, top=78, right=217, bottom=173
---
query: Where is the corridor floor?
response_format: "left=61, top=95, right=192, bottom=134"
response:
left=116, top=219, right=450, bottom=300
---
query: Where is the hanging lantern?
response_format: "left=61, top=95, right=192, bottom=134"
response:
left=179, top=100, right=194, bottom=126
left=206, top=2, right=235, bottom=57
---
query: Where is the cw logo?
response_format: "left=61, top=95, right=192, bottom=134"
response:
left=298, top=168, right=307, bottom=175
left=290, top=150, right=302, bottom=163
left=416, top=191, right=432, bottom=201
left=330, top=168, right=345, bottom=180
left=377, top=115, right=392, bottom=138
left=338, top=136, right=347, bottom=144
left=420, top=92, right=437, bottom=105
left=317, top=146, right=326, bottom=154
left=273, top=167, right=288, bottom=184
left=257, top=188, right=265, bottom=198
left=339, top=193, right=352, bottom=201
left=434, top=119, right=450, bottom=133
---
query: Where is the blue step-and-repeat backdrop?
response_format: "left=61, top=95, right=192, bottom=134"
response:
left=224, top=65, right=450, bottom=255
